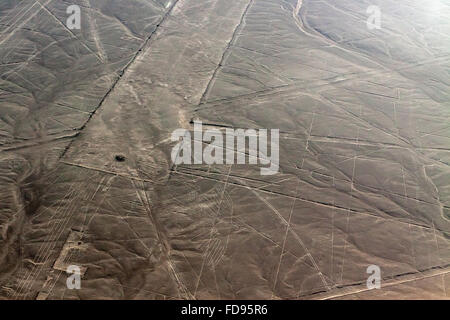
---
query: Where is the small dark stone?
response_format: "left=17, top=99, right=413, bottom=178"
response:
left=115, top=155, right=126, bottom=162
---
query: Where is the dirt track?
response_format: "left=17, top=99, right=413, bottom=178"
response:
left=0, top=0, right=449, bottom=299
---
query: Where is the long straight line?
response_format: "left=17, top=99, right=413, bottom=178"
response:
left=59, top=0, right=181, bottom=159
left=198, top=0, right=254, bottom=104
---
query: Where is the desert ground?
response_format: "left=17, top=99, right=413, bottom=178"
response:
left=0, top=0, right=449, bottom=299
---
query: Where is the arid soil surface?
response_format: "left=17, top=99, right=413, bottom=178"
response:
left=0, top=0, right=449, bottom=299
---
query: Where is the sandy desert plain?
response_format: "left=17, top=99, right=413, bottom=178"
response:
left=0, top=0, right=449, bottom=299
